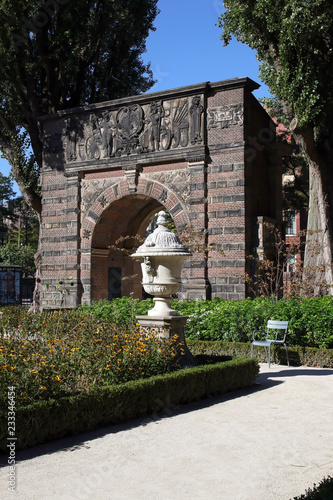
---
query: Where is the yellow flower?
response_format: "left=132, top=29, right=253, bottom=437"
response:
left=55, top=375, right=61, bottom=382
left=40, top=386, right=47, bottom=390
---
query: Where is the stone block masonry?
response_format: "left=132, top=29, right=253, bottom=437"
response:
left=39, top=77, right=284, bottom=308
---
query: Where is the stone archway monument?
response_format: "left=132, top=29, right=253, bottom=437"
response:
left=39, top=77, right=284, bottom=309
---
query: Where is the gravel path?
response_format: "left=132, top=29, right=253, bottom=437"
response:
left=1, top=363, right=333, bottom=500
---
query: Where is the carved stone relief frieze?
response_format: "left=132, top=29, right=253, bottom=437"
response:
left=142, top=169, right=191, bottom=205
left=207, top=103, right=243, bottom=130
left=63, top=96, right=204, bottom=164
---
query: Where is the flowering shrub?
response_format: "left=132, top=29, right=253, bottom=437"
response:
left=0, top=308, right=179, bottom=411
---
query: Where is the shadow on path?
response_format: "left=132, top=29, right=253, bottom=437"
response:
left=2, top=366, right=331, bottom=466
left=0, top=376, right=283, bottom=466
left=258, top=366, right=333, bottom=384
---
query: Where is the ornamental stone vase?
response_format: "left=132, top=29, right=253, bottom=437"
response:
left=131, top=210, right=191, bottom=317
left=131, top=210, right=195, bottom=366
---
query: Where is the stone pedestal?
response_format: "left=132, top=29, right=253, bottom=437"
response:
left=136, top=314, right=196, bottom=367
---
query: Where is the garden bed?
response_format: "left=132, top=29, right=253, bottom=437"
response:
left=0, top=307, right=259, bottom=450
left=0, top=356, right=258, bottom=451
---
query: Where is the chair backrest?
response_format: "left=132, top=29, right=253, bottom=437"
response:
left=266, top=320, right=288, bottom=342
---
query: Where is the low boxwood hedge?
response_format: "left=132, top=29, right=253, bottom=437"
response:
left=187, top=340, right=333, bottom=368
left=0, top=356, right=258, bottom=451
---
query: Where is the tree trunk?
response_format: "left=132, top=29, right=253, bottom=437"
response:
left=293, top=127, right=333, bottom=296
left=11, top=170, right=42, bottom=214
left=304, top=161, right=333, bottom=295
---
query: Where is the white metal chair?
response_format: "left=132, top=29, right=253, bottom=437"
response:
left=251, top=320, right=289, bottom=367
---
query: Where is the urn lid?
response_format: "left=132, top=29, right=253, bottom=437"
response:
left=132, top=211, right=191, bottom=257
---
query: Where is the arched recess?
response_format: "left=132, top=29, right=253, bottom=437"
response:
left=90, top=194, right=163, bottom=301
left=80, top=175, right=191, bottom=303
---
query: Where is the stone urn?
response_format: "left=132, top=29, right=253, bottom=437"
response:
left=131, top=210, right=191, bottom=317
left=132, top=210, right=195, bottom=366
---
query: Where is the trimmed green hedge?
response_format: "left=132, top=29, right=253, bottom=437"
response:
left=176, top=297, right=333, bottom=348
left=0, top=357, right=258, bottom=451
left=81, top=296, right=333, bottom=349
left=187, top=340, right=333, bottom=368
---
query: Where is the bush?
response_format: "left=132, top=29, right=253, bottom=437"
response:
left=79, top=296, right=333, bottom=348
left=0, top=308, right=179, bottom=411
left=187, top=340, right=333, bottom=368
left=0, top=357, right=259, bottom=451
left=176, top=297, right=333, bottom=348
left=294, top=476, right=333, bottom=499
left=80, top=297, right=154, bottom=326
left=3, top=295, right=333, bottom=349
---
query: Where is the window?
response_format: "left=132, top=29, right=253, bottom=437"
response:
left=285, top=211, right=297, bottom=235
left=108, top=267, right=122, bottom=300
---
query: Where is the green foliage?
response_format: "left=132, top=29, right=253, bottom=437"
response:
left=181, top=297, right=333, bottom=348
left=5, top=199, right=39, bottom=248
left=0, top=308, right=179, bottom=411
left=80, top=297, right=154, bottom=325
left=0, top=0, right=158, bottom=113
left=282, top=153, right=309, bottom=212
left=259, top=97, right=310, bottom=212
left=294, top=476, right=333, bottom=500
left=259, top=97, right=290, bottom=128
left=219, top=1, right=333, bottom=297
left=187, top=340, right=333, bottom=368
left=219, top=0, right=333, bottom=127
left=0, top=243, right=36, bottom=275
left=0, top=0, right=159, bottom=210
left=0, top=356, right=259, bottom=451
left=82, top=296, right=333, bottom=349
left=0, top=174, right=15, bottom=203
left=0, top=174, right=16, bottom=241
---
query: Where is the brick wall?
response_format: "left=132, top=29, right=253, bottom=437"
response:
left=40, top=78, right=283, bottom=308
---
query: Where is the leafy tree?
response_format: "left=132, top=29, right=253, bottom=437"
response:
left=0, top=174, right=15, bottom=204
left=0, top=243, right=36, bottom=276
left=6, top=197, right=39, bottom=249
left=260, top=97, right=309, bottom=213
left=0, top=174, right=16, bottom=243
left=282, top=153, right=309, bottom=214
left=0, top=0, right=159, bottom=213
left=219, top=0, right=333, bottom=296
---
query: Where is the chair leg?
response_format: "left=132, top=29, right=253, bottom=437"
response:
left=251, top=344, right=253, bottom=358
left=268, top=344, right=271, bottom=368
left=284, top=343, right=289, bottom=367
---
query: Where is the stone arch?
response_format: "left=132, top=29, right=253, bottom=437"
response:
left=80, top=178, right=191, bottom=303
left=40, top=78, right=284, bottom=309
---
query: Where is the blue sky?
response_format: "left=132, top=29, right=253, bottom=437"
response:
left=142, top=0, right=270, bottom=97
left=0, top=0, right=270, bottom=196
